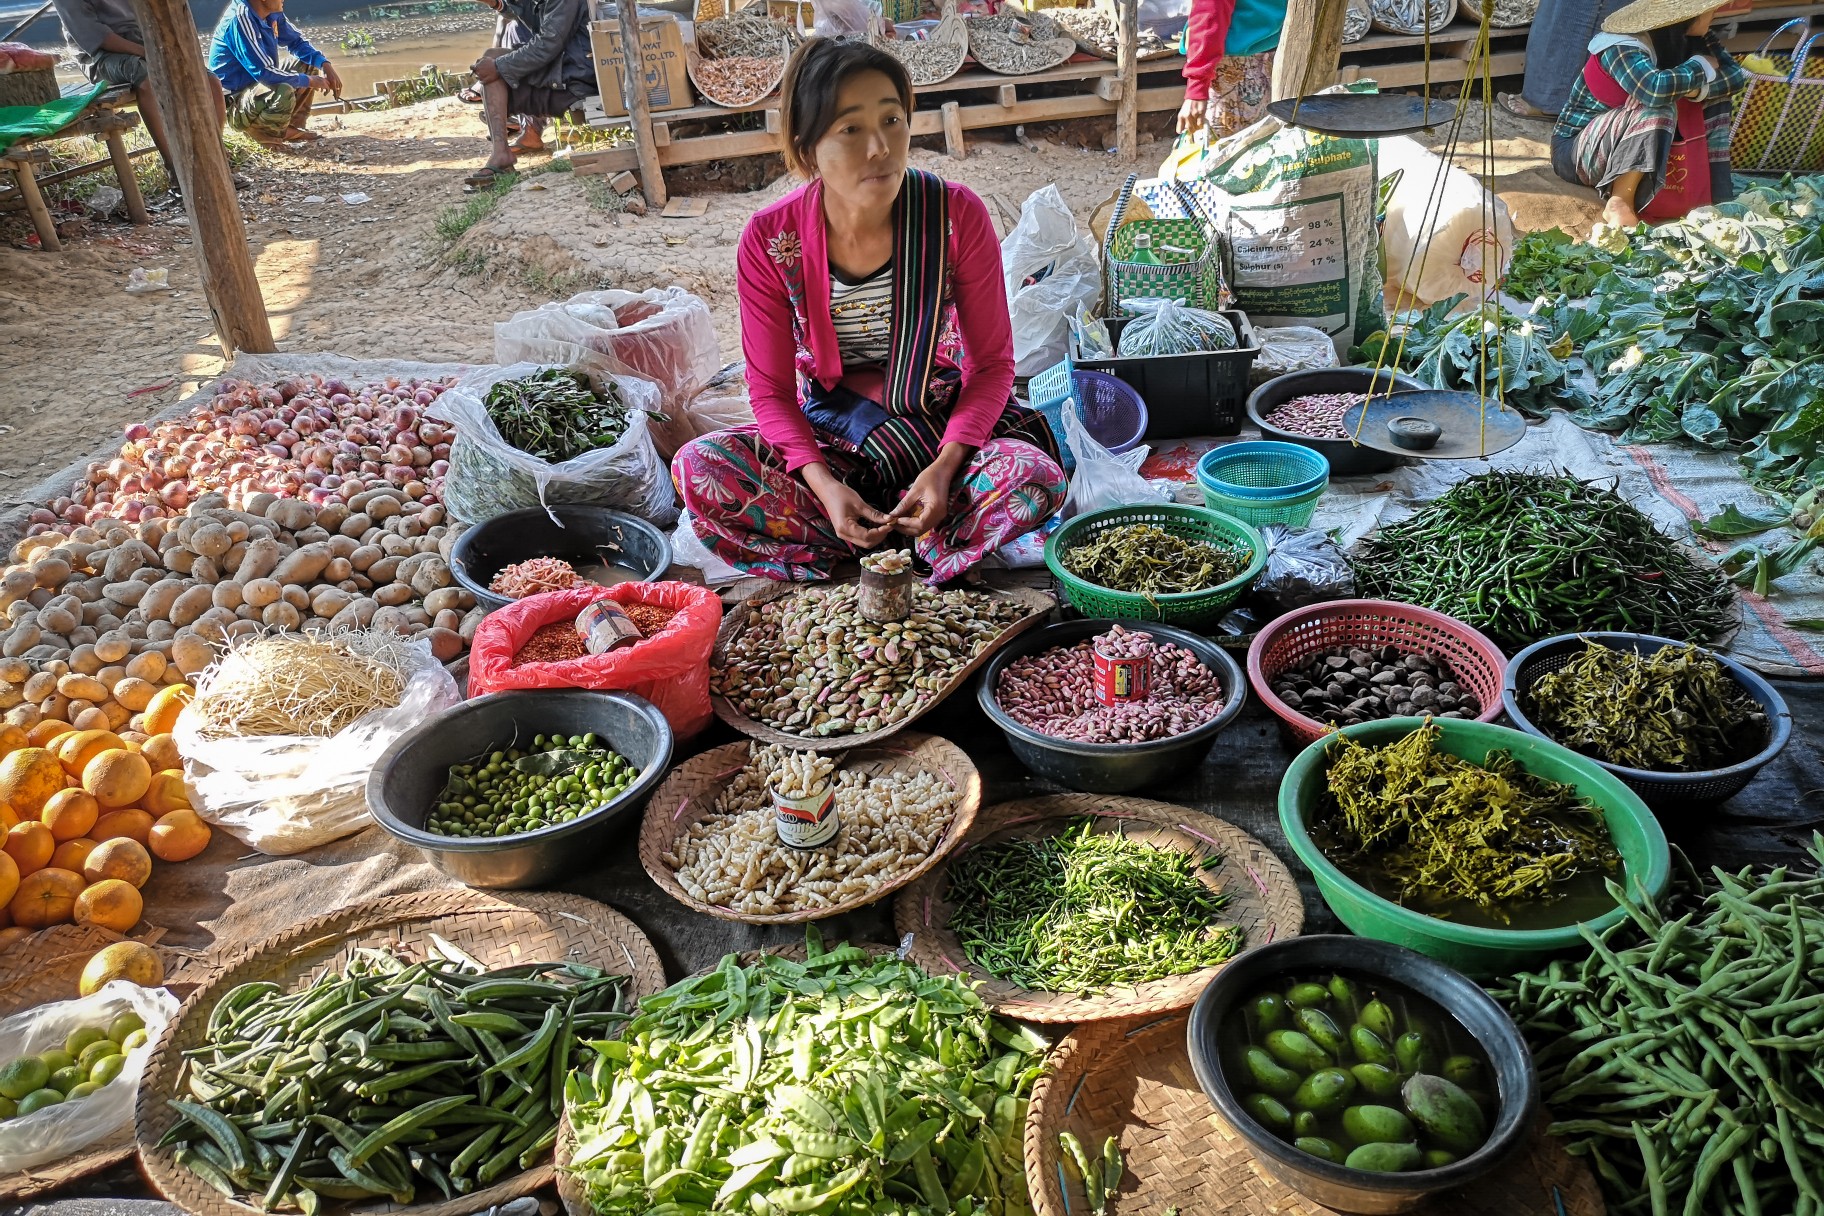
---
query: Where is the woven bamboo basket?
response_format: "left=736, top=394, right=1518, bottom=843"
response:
left=135, top=890, right=666, bottom=1216
left=967, top=6, right=1077, bottom=75
left=638, top=732, right=980, bottom=924
left=1369, top=0, right=1453, bottom=36
left=711, top=581, right=1055, bottom=752
left=1047, top=3, right=1174, bottom=61
left=1024, top=1013, right=1606, bottom=1216
left=896, top=795, right=1304, bottom=1023
left=1456, top=0, right=1538, bottom=27
left=689, top=13, right=792, bottom=107
left=874, top=0, right=968, bottom=86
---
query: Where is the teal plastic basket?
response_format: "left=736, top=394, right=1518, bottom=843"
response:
left=1196, top=441, right=1330, bottom=528
left=1044, top=503, right=1265, bottom=628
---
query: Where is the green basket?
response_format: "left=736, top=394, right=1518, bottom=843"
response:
left=1044, top=503, right=1266, bottom=628
left=1104, top=174, right=1227, bottom=316
left=1195, top=442, right=1329, bottom=528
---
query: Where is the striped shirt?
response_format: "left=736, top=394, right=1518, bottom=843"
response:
left=1554, top=32, right=1746, bottom=142
left=830, top=264, right=893, bottom=367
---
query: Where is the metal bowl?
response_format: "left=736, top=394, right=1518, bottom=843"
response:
left=367, top=689, right=673, bottom=888
left=450, top=505, right=673, bottom=614
left=1247, top=368, right=1426, bottom=476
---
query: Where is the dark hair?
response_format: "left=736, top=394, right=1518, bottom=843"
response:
left=779, top=37, right=914, bottom=176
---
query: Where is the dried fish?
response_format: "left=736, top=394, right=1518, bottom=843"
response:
left=1343, top=0, right=1372, bottom=43
left=966, top=9, right=1075, bottom=76
left=1457, top=0, right=1539, bottom=27
left=1369, top=0, right=1452, bottom=36
left=691, top=54, right=784, bottom=105
left=1049, top=7, right=1171, bottom=61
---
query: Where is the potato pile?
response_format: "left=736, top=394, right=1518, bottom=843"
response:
left=0, top=489, right=479, bottom=738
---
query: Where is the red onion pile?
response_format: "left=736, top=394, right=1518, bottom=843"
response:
left=27, top=374, right=458, bottom=536
left=995, top=625, right=1227, bottom=744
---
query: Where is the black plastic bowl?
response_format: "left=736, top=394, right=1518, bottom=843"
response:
left=367, top=689, right=673, bottom=889
left=1247, top=368, right=1427, bottom=476
left=976, top=618, right=1246, bottom=793
left=1503, top=631, right=1792, bottom=810
left=1187, top=935, right=1538, bottom=1215
left=451, top=504, right=673, bottom=614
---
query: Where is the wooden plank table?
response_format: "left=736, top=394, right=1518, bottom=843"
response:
left=1, top=85, right=150, bottom=252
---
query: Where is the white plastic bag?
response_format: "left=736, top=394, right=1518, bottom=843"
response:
left=493, top=287, right=722, bottom=419
left=175, top=638, right=460, bottom=855
left=1003, top=185, right=1103, bottom=376
left=0, top=982, right=180, bottom=1174
left=654, top=363, right=758, bottom=462
left=1060, top=393, right=1171, bottom=517
left=433, top=361, right=677, bottom=526
left=1380, top=137, right=1513, bottom=308
left=668, top=510, right=746, bottom=583
left=1252, top=325, right=1343, bottom=384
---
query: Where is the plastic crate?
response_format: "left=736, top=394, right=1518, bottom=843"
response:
left=1077, top=310, right=1259, bottom=439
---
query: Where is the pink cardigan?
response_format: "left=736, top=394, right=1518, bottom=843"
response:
left=736, top=175, right=1016, bottom=474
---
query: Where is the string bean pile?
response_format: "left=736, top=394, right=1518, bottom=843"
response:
left=1352, top=472, right=1735, bottom=651
left=1489, top=836, right=1824, bottom=1216
left=946, top=817, right=1244, bottom=992
left=566, top=932, right=1048, bottom=1216
left=483, top=368, right=637, bottom=462
left=165, top=945, right=628, bottom=1211
left=1063, top=523, right=1249, bottom=598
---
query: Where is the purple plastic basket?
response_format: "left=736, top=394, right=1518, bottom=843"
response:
left=1072, top=370, right=1147, bottom=455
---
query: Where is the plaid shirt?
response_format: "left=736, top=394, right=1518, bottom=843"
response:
left=1555, top=33, right=1747, bottom=141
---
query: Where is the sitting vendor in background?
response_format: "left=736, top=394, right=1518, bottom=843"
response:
left=207, top=0, right=340, bottom=146
left=674, top=38, right=1066, bottom=585
left=1177, top=0, right=1286, bottom=139
left=1552, top=0, right=1747, bottom=229
left=466, top=0, right=592, bottom=185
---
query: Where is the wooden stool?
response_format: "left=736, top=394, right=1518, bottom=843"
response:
left=1, top=93, right=152, bottom=252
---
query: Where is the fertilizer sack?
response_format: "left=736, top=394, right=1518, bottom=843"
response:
left=1149, top=89, right=1385, bottom=358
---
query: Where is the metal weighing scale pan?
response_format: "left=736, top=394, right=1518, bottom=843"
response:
left=1340, top=390, right=1528, bottom=460
left=1266, top=94, right=1458, bottom=138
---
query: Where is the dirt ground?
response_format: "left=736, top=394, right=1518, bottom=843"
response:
left=0, top=93, right=1597, bottom=513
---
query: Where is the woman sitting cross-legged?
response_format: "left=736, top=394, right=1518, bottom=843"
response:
left=673, top=38, right=1066, bottom=584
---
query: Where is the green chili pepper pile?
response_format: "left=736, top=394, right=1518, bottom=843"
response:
left=1489, top=836, right=1824, bottom=1216
left=566, top=931, right=1047, bottom=1216
left=1063, top=523, right=1249, bottom=599
left=483, top=368, right=637, bottom=462
left=1352, top=472, right=1735, bottom=651
left=165, top=945, right=628, bottom=1211
left=946, top=817, right=1244, bottom=993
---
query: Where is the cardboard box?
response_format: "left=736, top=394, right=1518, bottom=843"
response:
left=591, top=15, right=694, bottom=117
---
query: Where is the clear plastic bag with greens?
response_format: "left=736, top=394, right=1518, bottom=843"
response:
left=1115, top=296, right=1237, bottom=356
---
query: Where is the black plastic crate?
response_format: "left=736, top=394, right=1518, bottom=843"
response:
left=1078, top=310, right=1259, bottom=439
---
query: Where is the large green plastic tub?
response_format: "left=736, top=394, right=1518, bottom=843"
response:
left=1279, top=717, right=1671, bottom=978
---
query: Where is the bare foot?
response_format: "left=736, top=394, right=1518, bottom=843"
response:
left=1601, top=196, right=1639, bottom=230
left=281, top=127, right=320, bottom=142
left=509, top=134, right=547, bottom=154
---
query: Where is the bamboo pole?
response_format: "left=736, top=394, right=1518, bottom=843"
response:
left=616, top=3, right=668, bottom=208
left=1270, top=0, right=1349, bottom=103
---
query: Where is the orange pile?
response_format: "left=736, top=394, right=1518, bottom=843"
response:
left=0, top=705, right=211, bottom=952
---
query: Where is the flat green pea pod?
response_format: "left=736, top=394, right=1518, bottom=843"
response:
left=1344, top=1141, right=1422, bottom=1173
left=1243, top=1093, right=1295, bottom=1133
left=1341, top=1105, right=1416, bottom=1145
left=1441, top=1055, right=1484, bottom=1090
left=1293, top=1008, right=1347, bottom=1058
left=1348, top=1063, right=1403, bottom=1101
left=1264, top=1029, right=1331, bottom=1073
left=1291, top=1111, right=1320, bottom=1138
left=1242, top=1047, right=1302, bottom=1098
left=1286, top=982, right=1331, bottom=1010
left=1400, top=1074, right=1487, bottom=1156
left=1349, top=1025, right=1393, bottom=1067
left=1423, top=1149, right=1459, bottom=1169
left=1251, top=993, right=1289, bottom=1035
left=1327, top=976, right=1363, bottom=1022
left=1394, top=1032, right=1437, bottom=1076
left=1291, top=1068, right=1357, bottom=1116
left=1358, top=998, right=1397, bottom=1041
left=1295, top=1137, right=1347, bottom=1164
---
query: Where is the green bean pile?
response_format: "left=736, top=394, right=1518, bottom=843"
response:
left=166, top=946, right=628, bottom=1211
left=1489, top=836, right=1824, bottom=1216
left=1352, top=472, right=1735, bottom=651
left=1063, top=523, right=1249, bottom=599
left=428, top=733, right=639, bottom=838
left=946, top=817, right=1244, bottom=992
left=567, top=932, right=1048, bottom=1216
left=483, top=368, right=637, bottom=462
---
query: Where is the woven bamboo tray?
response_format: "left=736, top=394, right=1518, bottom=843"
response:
left=1456, top=0, right=1537, bottom=27
left=1048, top=4, right=1175, bottom=61
left=1025, top=1013, right=1605, bottom=1216
left=638, top=731, right=980, bottom=924
left=136, top=890, right=666, bottom=1216
left=874, top=0, right=968, bottom=86
left=688, top=15, right=790, bottom=107
left=967, top=8, right=1077, bottom=75
left=896, top=795, right=1303, bottom=1023
left=711, top=581, right=1055, bottom=752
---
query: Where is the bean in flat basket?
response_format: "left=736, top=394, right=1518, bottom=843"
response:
left=996, top=624, right=1227, bottom=743
left=1271, top=644, right=1482, bottom=726
left=166, top=946, right=629, bottom=1210
left=427, top=732, right=637, bottom=837
left=713, top=583, right=1028, bottom=737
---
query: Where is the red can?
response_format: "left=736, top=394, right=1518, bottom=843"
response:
left=1092, top=637, right=1153, bottom=707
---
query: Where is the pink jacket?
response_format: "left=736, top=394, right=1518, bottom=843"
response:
left=736, top=175, right=1016, bottom=474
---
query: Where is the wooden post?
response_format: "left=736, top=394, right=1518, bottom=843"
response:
left=941, top=100, right=965, bottom=159
left=1270, top=0, right=1349, bottom=103
left=617, top=2, right=668, bottom=208
left=1115, top=0, right=1138, bottom=161
left=128, top=0, right=274, bottom=354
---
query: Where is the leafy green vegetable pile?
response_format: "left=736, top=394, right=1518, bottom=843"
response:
left=1504, top=227, right=1626, bottom=301
left=1353, top=297, right=1590, bottom=421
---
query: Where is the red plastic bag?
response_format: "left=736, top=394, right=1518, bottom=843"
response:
left=467, top=581, right=723, bottom=738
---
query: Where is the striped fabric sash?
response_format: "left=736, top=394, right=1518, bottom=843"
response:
left=881, top=168, right=949, bottom=418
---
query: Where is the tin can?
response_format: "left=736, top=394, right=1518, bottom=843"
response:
left=1092, top=637, right=1153, bottom=707
left=772, top=778, right=840, bottom=849
left=577, top=600, right=643, bottom=654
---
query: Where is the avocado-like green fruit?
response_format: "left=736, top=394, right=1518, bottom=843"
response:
left=107, top=1012, right=145, bottom=1045
left=89, top=1053, right=127, bottom=1086
left=65, top=1082, right=101, bottom=1101
left=15, top=1088, right=64, bottom=1116
left=0, top=1057, right=50, bottom=1101
left=48, top=1066, right=86, bottom=1095
left=1344, top=1141, right=1422, bottom=1173
left=63, top=1028, right=106, bottom=1058
left=1342, top=1104, right=1416, bottom=1145
left=77, top=1039, right=120, bottom=1071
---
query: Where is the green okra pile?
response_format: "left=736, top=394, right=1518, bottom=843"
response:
left=164, top=944, right=629, bottom=1212
left=565, top=930, right=1049, bottom=1216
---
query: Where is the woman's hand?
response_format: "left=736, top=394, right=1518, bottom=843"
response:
left=1176, top=96, right=1205, bottom=135
left=890, top=443, right=970, bottom=538
left=803, top=464, right=893, bottom=549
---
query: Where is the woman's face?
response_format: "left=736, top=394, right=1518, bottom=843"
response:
left=809, top=69, right=909, bottom=209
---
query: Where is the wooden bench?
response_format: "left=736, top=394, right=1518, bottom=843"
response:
left=1, top=84, right=151, bottom=252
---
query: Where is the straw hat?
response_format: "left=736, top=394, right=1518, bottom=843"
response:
left=1602, top=0, right=1721, bottom=34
